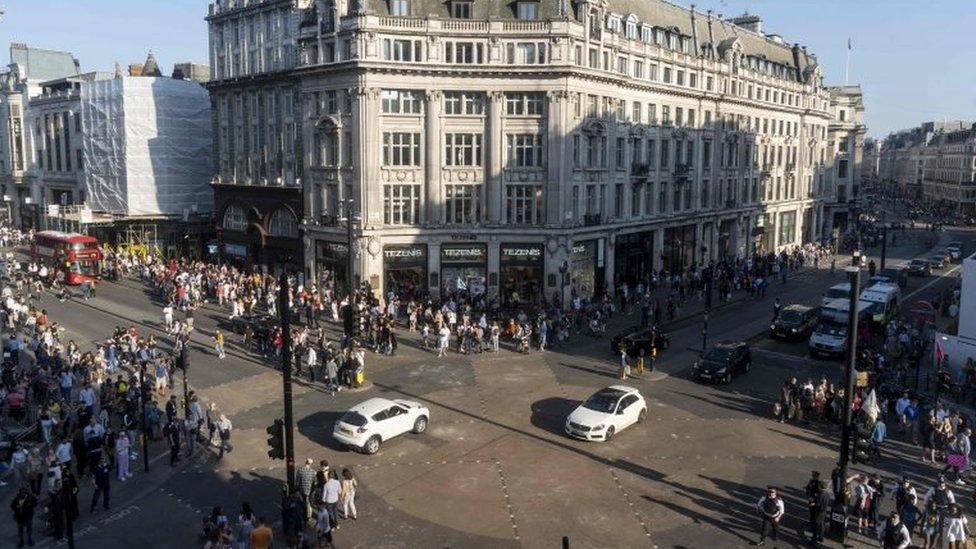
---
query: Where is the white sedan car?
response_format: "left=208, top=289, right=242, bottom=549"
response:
left=333, top=397, right=430, bottom=454
left=565, top=385, right=647, bottom=441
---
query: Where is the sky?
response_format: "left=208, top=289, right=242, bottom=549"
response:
left=1, top=0, right=973, bottom=139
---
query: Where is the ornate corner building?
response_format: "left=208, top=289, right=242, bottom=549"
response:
left=205, top=0, right=863, bottom=306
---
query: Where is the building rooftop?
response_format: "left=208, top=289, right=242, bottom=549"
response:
left=8, top=42, right=79, bottom=81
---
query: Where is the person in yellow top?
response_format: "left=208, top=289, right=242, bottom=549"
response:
left=635, top=349, right=645, bottom=375
left=213, top=329, right=226, bottom=359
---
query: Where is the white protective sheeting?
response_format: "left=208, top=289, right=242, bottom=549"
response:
left=81, top=77, right=214, bottom=216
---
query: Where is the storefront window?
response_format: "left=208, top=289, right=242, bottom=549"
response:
left=316, top=241, right=348, bottom=295
left=778, top=211, right=797, bottom=247
left=383, top=244, right=428, bottom=301
left=570, top=240, right=599, bottom=300
left=500, top=243, right=544, bottom=309
left=440, top=244, right=487, bottom=305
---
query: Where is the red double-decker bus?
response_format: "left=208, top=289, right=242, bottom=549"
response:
left=31, top=230, right=102, bottom=285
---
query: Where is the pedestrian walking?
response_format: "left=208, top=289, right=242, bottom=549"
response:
left=755, top=486, right=784, bottom=546
left=213, top=329, right=226, bottom=359
left=296, top=458, right=316, bottom=521
left=116, top=432, right=132, bottom=481
left=89, top=457, right=111, bottom=513
left=10, top=486, right=37, bottom=547
left=340, top=467, right=358, bottom=520
left=879, top=512, right=911, bottom=549
left=166, top=419, right=182, bottom=466
left=217, top=414, right=233, bottom=459
left=323, top=469, right=341, bottom=529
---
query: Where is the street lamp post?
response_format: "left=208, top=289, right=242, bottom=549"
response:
left=829, top=266, right=862, bottom=542
left=139, top=361, right=150, bottom=473
left=279, top=273, right=296, bottom=493
left=340, top=199, right=359, bottom=339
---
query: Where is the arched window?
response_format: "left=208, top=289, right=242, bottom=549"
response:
left=222, top=205, right=246, bottom=231
left=268, top=208, right=299, bottom=238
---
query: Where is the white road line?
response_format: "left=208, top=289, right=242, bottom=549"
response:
left=904, top=264, right=961, bottom=301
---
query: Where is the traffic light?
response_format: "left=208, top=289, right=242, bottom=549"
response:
left=266, top=418, right=284, bottom=460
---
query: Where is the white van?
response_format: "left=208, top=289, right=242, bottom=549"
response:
left=821, top=283, right=853, bottom=308
left=858, top=283, right=901, bottom=323
left=809, top=298, right=873, bottom=357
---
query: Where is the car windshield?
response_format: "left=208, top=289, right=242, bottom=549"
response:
left=582, top=391, right=623, bottom=413
left=339, top=411, right=367, bottom=427
left=815, top=322, right=846, bottom=337
left=910, top=260, right=925, bottom=267
left=704, top=347, right=734, bottom=362
left=778, top=310, right=802, bottom=323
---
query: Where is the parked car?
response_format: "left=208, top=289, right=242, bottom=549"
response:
left=770, top=305, right=820, bottom=340
left=928, top=255, right=946, bottom=270
left=877, top=266, right=908, bottom=289
left=332, top=398, right=430, bottom=454
left=610, top=326, right=670, bottom=357
left=692, top=341, right=752, bottom=384
left=565, top=386, right=646, bottom=441
left=907, top=259, right=931, bottom=277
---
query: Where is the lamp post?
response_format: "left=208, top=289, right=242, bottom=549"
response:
left=278, top=273, right=296, bottom=493
left=829, top=266, right=861, bottom=542
left=558, top=260, right=569, bottom=309
left=339, top=199, right=360, bottom=338
left=139, top=361, right=150, bottom=473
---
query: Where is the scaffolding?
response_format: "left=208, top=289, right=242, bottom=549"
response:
left=105, top=222, right=161, bottom=259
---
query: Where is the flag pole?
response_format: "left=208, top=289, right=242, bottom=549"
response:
left=845, top=38, right=851, bottom=85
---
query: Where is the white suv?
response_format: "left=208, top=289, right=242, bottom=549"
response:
left=333, top=398, right=430, bottom=454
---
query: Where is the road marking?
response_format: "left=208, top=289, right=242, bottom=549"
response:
left=904, top=264, right=961, bottom=301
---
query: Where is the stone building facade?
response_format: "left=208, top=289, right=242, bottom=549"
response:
left=823, top=85, right=865, bottom=233
left=879, top=120, right=971, bottom=205
left=206, top=0, right=304, bottom=273
left=206, top=0, right=861, bottom=306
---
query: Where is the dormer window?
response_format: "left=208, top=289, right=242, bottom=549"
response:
left=516, top=1, right=538, bottom=21
left=607, top=15, right=621, bottom=34
left=389, top=0, right=409, bottom=16
left=451, top=1, right=472, bottom=19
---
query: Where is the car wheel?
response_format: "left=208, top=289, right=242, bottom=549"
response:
left=363, top=436, right=381, bottom=455
left=637, top=408, right=647, bottom=423
left=604, top=426, right=615, bottom=441
left=412, top=416, right=428, bottom=434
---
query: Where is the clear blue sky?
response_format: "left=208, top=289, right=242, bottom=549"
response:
left=2, top=0, right=973, bottom=139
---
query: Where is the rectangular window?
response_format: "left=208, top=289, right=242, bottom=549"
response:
left=516, top=1, right=538, bottom=20
left=660, top=140, right=670, bottom=168
left=382, top=39, right=421, bottom=62
left=632, top=102, right=642, bottom=124
left=661, top=105, right=670, bottom=125
left=383, top=184, right=421, bottom=225
left=444, top=133, right=483, bottom=167
left=445, top=185, right=482, bottom=223
left=676, top=70, right=685, bottom=86
left=380, top=90, right=424, bottom=114
left=505, top=92, right=545, bottom=116
left=451, top=1, right=472, bottom=18
left=633, top=60, right=644, bottom=79
left=506, top=185, right=543, bottom=224
left=506, top=134, right=544, bottom=168
left=382, top=132, right=422, bottom=166
left=390, top=0, right=410, bottom=16
left=617, top=56, right=627, bottom=74
left=506, top=42, right=546, bottom=64
left=445, top=41, right=484, bottom=64
left=615, top=137, right=625, bottom=169
left=662, top=67, right=672, bottom=83
left=689, top=73, right=698, bottom=88
left=443, top=92, right=485, bottom=115
left=631, top=183, right=641, bottom=217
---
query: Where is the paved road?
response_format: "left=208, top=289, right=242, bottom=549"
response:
left=3, top=225, right=972, bottom=548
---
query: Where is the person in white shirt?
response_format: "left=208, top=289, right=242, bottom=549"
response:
left=163, top=304, right=174, bottom=330
left=756, top=487, right=785, bottom=546
left=323, top=471, right=341, bottom=529
left=945, top=504, right=969, bottom=547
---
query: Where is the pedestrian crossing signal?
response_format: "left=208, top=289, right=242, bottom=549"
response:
left=267, top=418, right=284, bottom=460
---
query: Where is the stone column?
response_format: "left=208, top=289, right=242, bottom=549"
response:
left=486, top=91, right=505, bottom=224
left=652, top=229, right=665, bottom=272
left=546, top=90, right=569, bottom=226
left=425, top=90, right=443, bottom=225
left=351, top=86, right=381, bottom=226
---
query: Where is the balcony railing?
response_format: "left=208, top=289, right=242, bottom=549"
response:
left=674, top=163, right=692, bottom=175
left=631, top=163, right=650, bottom=178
